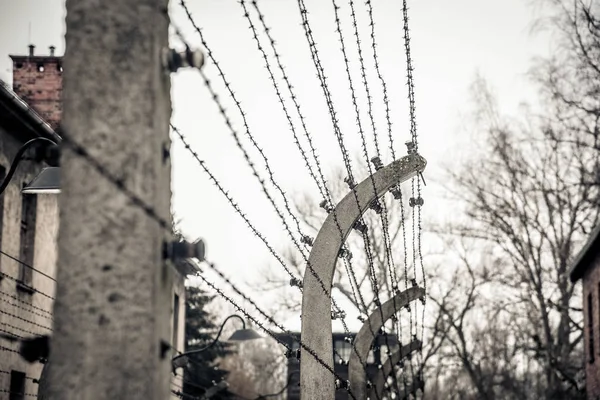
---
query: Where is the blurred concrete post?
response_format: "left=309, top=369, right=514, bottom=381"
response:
left=46, top=0, right=173, bottom=399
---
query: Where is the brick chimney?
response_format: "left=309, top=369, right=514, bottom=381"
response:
left=9, top=44, right=63, bottom=129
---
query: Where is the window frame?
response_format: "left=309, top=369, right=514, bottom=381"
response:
left=9, top=370, right=26, bottom=400
left=18, top=189, right=37, bottom=286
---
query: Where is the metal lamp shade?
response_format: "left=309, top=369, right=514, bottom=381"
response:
left=227, top=328, right=262, bottom=342
left=22, top=167, right=60, bottom=194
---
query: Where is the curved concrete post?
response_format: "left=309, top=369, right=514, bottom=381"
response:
left=347, top=287, right=425, bottom=399
left=299, top=154, right=426, bottom=399
left=368, top=341, right=422, bottom=399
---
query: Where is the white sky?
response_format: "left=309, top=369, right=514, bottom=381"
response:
left=0, top=0, right=553, bottom=331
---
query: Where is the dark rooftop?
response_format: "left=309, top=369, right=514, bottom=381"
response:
left=569, top=223, right=600, bottom=283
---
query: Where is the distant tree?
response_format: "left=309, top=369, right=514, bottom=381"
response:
left=182, top=285, right=234, bottom=399
left=433, top=69, right=593, bottom=400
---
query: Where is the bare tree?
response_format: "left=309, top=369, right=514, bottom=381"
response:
left=434, top=67, right=593, bottom=398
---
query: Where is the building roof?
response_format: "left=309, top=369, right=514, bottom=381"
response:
left=570, top=223, right=600, bottom=283
left=0, top=79, right=61, bottom=143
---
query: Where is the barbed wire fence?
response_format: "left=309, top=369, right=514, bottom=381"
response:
left=0, top=0, right=426, bottom=398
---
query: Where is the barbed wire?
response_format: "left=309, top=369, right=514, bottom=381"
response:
left=402, top=0, right=418, bottom=151
left=296, top=0, right=354, bottom=174
left=293, top=4, right=413, bottom=395
left=178, top=0, right=310, bottom=259
left=163, top=13, right=358, bottom=349
left=0, top=308, right=52, bottom=332
left=0, top=250, right=56, bottom=282
left=195, top=269, right=359, bottom=400
left=0, top=343, right=20, bottom=354
left=401, top=0, right=426, bottom=379
left=168, top=13, right=368, bottom=359
left=171, top=122, right=369, bottom=375
left=248, top=2, right=329, bottom=202
left=0, top=290, right=53, bottom=319
left=239, top=0, right=327, bottom=205
left=365, top=0, right=396, bottom=160
left=298, top=0, right=386, bottom=321
left=202, top=259, right=376, bottom=381
left=0, top=389, right=38, bottom=398
left=235, top=7, right=387, bottom=381
left=248, top=0, right=371, bottom=322
left=0, top=272, right=54, bottom=300
left=346, top=0, right=408, bottom=361
left=56, top=126, right=171, bottom=232
left=327, top=4, right=399, bottom=396
left=347, top=0, right=381, bottom=159
left=0, top=370, right=40, bottom=382
left=171, top=124, right=299, bottom=285
left=182, top=27, right=360, bottom=351
left=0, top=326, right=22, bottom=340
left=296, top=0, right=378, bottom=319
left=0, top=320, right=42, bottom=338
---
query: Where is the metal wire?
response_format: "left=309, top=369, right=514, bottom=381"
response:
left=0, top=308, right=52, bottom=332
left=0, top=370, right=40, bottom=382
left=171, top=124, right=299, bottom=285
left=327, top=4, right=399, bottom=396
left=195, top=270, right=359, bottom=400
left=346, top=0, right=407, bottom=370
left=0, top=344, right=20, bottom=354
left=0, top=290, right=53, bottom=319
left=239, top=0, right=327, bottom=205
left=179, top=0, right=309, bottom=258
left=0, top=250, right=56, bottom=282
left=166, top=8, right=358, bottom=351
left=0, top=321, right=41, bottom=338
left=0, top=389, right=38, bottom=398
left=365, top=0, right=396, bottom=160
left=0, top=272, right=54, bottom=300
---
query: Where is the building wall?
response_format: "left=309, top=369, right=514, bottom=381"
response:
left=0, top=125, right=58, bottom=400
left=583, top=259, right=600, bottom=400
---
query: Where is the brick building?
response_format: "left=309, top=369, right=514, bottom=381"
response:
left=273, top=332, right=399, bottom=400
left=570, top=224, right=600, bottom=399
left=10, top=45, right=62, bottom=130
left=0, top=45, right=188, bottom=400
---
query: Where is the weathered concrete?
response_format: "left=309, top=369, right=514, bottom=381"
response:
left=368, top=341, right=422, bottom=399
left=46, top=0, right=173, bottom=399
left=300, top=154, right=426, bottom=399
left=347, top=288, right=424, bottom=399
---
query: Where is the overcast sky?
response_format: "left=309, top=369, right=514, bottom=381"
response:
left=0, top=0, right=553, bottom=331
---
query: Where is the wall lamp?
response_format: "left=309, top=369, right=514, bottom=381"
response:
left=171, top=314, right=262, bottom=372
left=0, top=137, right=61, bottom=195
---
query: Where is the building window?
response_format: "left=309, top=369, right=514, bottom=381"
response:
left=9, top=370, right=26, bottom=400
left=19, top=192, right=37, bottom=285
left=172, top=293, right=180, bottom=351
left=589, top=293, right=595, bottom=364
